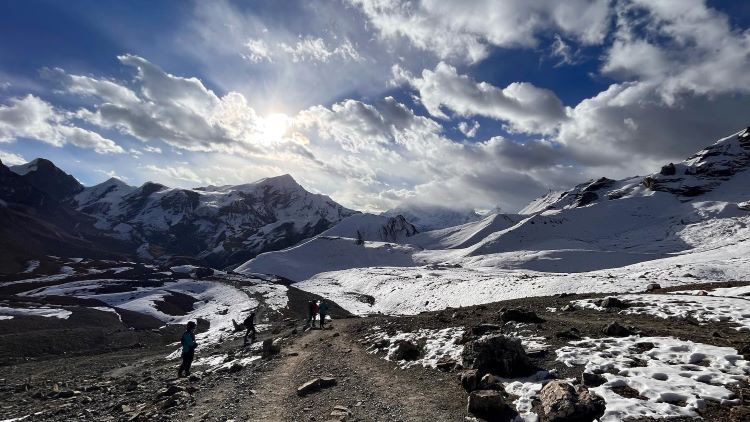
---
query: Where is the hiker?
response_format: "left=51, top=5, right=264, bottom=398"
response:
left=306, top=300, right=315, bottom=327
left=243, top=311, right=256, bottom=346
left=319, top=301, right=330, bottom=329
left=178, top=321, right=198, bottom=377
left=312, top=300, right=320, bottom=328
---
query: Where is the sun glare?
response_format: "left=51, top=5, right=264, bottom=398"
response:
left=259, top=113, right=290, bottom=142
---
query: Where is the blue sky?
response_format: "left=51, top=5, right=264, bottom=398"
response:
left=1, top=0, right=749, bottom=212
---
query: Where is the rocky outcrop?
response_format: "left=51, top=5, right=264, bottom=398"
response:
left=538, top=380, right=605, bottom=422
left=461, top=334, right=534, bottom=377
left=602, top=321, right=633, bottom=337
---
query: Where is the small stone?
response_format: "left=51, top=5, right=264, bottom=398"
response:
left=602, top=321, right=633, bottom=337
left=459, top=369, right=478, bottom=392
left=467, top=390, right=508, bottom=417
left=646, top=283, right=661, bottom=292
left=581, top=372, right=606, bottom=387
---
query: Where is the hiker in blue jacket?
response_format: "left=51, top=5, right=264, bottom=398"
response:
left=319, top=301, right=330, bottom=329
left=178, top=321, right=198, bottom=377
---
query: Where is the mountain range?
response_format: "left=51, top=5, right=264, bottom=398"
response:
left=0, top=159, right=356, bottom=273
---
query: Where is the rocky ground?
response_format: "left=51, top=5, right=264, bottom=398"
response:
left=1, top=280, right=749, bottom=421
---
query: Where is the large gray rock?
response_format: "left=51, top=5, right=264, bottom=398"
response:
left=459, top=369, right=479, bottom=393
left=390, top=339, right=421, bottom=361
left=262, top=338, right=281, bottom=358
left=467, top=389, right=509, bottom=418
left=462, top=334, right=534, bottom=377
left=499, top=308, right=545, bottom=323
left=539, top=380, right=604, bottom=422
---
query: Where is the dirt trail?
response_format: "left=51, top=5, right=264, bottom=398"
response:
left=181, top=318, right=466, bottom=422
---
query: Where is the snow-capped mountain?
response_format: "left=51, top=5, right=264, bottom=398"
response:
left=71, top=173, right=356, bottom=268
left=239, top=126, right=750, bottom=281
left=0, top=159, right=130, bottom=273
left=383, top=204, right=482, bottom=231
left=3, top=158, right=358, bottom=269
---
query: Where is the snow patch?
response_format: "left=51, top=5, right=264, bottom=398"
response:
left=556, top=336, right=750, bottom=421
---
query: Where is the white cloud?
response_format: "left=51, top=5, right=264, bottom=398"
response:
left=0, top=150, right=26, bottom=166
left=457, top=120, right=479, bottom=138
left=397, top=62, right=567, bottom=134
left=143, top=164, right=205, bottom=184
left=602, top=0, right=750, bottom=103
left=243, top=36, right=362, bottom=63
left=243, top=39, right=272, bottom=62
left=0, top=95, right=124, bottom=154
left=349, top=0, right=612, bottom=63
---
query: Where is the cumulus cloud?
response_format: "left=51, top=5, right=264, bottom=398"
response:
left=0, top=95, right=124, bottom=154
left=0, top=150, right=26, bottom=166
left=349, top=0, right=612, bottom=63
left=396, top=62, right=567, bottom=134
left=143, top=164, right=205, bottom=184
left=602, top=0, right=750, bottom=103
left=53, top=55, right=299, bottom=156
left=291, top=96, right=579, bottom=211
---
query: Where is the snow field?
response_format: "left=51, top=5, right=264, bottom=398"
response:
left=573, top=292, right=750, bottom=331
left=0, top=306, right=72, bottom=320
left=556, top=336, right=750, bottom=421
left=364, top=326, right=465, bottom=370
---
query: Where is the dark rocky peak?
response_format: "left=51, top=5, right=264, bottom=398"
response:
left=380, top=214, right=419, bottom=242
left=9, top=158, right=83, bottom=201
left=643, top=127, right=750, bottom=197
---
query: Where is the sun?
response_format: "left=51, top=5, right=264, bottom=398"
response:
left=259, top=113, right=290, bottom=142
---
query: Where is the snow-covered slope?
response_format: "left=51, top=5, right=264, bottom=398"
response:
left=241, top=126, right=750, bottom=314
left=72, top=174, right=356, bottom=268
left=409, top=212, right=521, bottom=249
left=235, top=236, right=421, bottom=281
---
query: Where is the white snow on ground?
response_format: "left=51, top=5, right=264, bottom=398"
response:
left=573, top=293, right=750, bottom=331
left=237, top=236, right=421, bottom=281
left=0, top=306, right=71, bottom=320
left=22, top=260, right=39, bottom=273
left=20, top=278, right=257, bottom=352
left=240, top=281, right=288, bottom=311
left=504, top=322, right=548, bottom=353
left=364, top=326, right=465, bottom=369
left=676, top=284, right=750, bottom=297
left=557, top=336, right=750, bottom=421
left=501, top=371, right=551, bottom=422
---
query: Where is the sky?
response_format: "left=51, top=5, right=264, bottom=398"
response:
left=0, top=0, right=749, bottom=213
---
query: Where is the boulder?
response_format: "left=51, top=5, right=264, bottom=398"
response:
left=390, top=339, right=421, bottom=361
left=539, top=380, right=604, bottom=422
left=599, top=297, right=629, bottom=309
left=262, top=338, right=281, bottom=358
left=602, top=321, right=633, bottom=337
left=646, top=283, right=661, bottom=292
left=738, top=344, right=750, bottom=360
left=467, top=390, right=509, bottom=418
left=459, top=369, right=479, bottom=393
left=499, top=308, right=545, bottom=323
left=462, top=334, right=534, bottom=377
left=660, top=163, right=676, bottom=176
left=479, top=374, right=504, bottom=391
left=435, top=356, right=457, bottom=372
